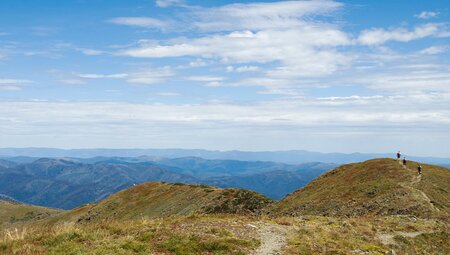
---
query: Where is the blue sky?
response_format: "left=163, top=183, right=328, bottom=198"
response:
left=0, top=0, right=449, bottom=156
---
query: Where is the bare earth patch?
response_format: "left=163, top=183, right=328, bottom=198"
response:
left=252, top=223, right=288, bottom=255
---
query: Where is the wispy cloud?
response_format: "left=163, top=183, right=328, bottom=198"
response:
left=155, top=0, right=184, bottom=8
left=60, top=79, right=86, bottom=85
left=191, top=0, right=343, bottom=32
left=77, top=73, right=129, bottom=79
left=227, top=66, right=260, bottom=73
left=1, top=93, right=448, bottom=135
left=156, top=92, right=181, bottom=96
left=420, top=45, right=449, bottom=55
left=122, top=28, right=351, bottom=76
left=186, top=76, right=225, bottom=82
left=358, top=23, right=448, bottom=45
left=126, top=67, right=174, bottom=84
left=109, top=17, right=169, bottom=29
left=0, top=79, right=32, bottom=84
left=357, top=69, right=450, bottom=93
left=415, top=11, right=439, bottom=19
left=67, top=66, right=174, bottom=85
left=76, top=48, right=107, bottom=56
left=0, top=78, right=32, bottom=91
left=0, top=85, right=22, bottom=91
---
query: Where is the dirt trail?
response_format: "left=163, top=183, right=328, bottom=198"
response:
left=378, top=231, right=424, bottom=245
left=398, top=161, right=439, bottom=212
left=251, top=223, right=288, bottom=255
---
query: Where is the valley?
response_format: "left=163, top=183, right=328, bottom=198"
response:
left=0, top=157, right=334, bottom=209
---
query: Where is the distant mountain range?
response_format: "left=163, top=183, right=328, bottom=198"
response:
left=0, top=156, right=335, bottom=209
left=2, top=147, right=450, bottom=165
left=0, top=194, right=19, bottom=204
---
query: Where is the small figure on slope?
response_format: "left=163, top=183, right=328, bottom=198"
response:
left=417, top=164, right=422, bottom=175
left=403, top=157, right=407, bottom=166
left=397, top=151, right=401, bottom=160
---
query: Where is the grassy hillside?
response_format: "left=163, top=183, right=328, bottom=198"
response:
left=51, top=182, right=273, bottom=224
left=280, top=215, right=449, bottom=255
left=273, top=158, right=450, bottom=218
left=1, top=215, right=261, bottom=255
left=0, top=200, right=60, bottom=228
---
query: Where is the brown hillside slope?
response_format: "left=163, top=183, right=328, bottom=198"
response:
left=272, top=158, right=449, bottom=218
left=52, top=182, right=273, bottom=223
left=0, top=200, right=61, bottom=228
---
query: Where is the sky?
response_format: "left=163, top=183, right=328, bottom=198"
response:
left=0, top=0, right=449, bottom=156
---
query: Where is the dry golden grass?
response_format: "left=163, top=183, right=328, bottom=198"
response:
left=273, top=158, right=450, bottom=218
left=1, top=215, right=448, bottom=254
left=283, top=216, right=449, bottom=255
left=0, top=214, right=261, bottom=255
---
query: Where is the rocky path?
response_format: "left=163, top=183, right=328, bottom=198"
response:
left=398, top=161, right=439, bottom=212
left=251, top=223, right=288, bottom=255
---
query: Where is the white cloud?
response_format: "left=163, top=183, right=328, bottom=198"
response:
left=1, top=92, right=449, bottom=154
left=0, top=79, right=32, bottom=84
left=205, top=81, right=223, bottom=87
left=60, top=79, right=86, bottom=85
left=1, top=94, right=448, bottom=133
left=186, top=76, right=225, bottom=82
left=234, top=77, right=302, bottom=95
left=76, top=48, right=106, bottom=56
left=122, top=27, right=351, bottom=77
left=77, top=73, right=129, bottom=79
left=186, top=76, right=225, bottom=87
left=420, top=45, right=449, bottom=55
left=156, top=92, right=181, bottom=96
left=357, top=70, right=450, bottom=93
left=70, top=67, right=174, bottom=85
left=115, top=0, right=351, bottom=80
left=191, top=0, right=343, bottom=31
left=109, top=17, right=169, bottom=29
left=358, top=23, right=447, bottom=45
left=232, top=66, right=260, bottom=73
left=127, top=67, right=174, bottom=84
left=0, top=85, right=22, bottom=91
left=156, top=0, right=184, bottom=8
left=0, top=79, right=31, bottom=91
left=188, top=59, right=208, bottom=68
left=416, top=11, right=439, bottom=19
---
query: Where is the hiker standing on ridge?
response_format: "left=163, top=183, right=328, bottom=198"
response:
left=417, top=164, right=422, bottom=175
left=397, top=151, right=401, bottom=160
left=403, top=157, right=407, bottom=166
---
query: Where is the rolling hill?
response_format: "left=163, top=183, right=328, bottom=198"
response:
left=55, top=182, right=273, bottom=223
left=272, top=158, right=450, bottom=218
left=0, top=200, right=60, bottom=228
